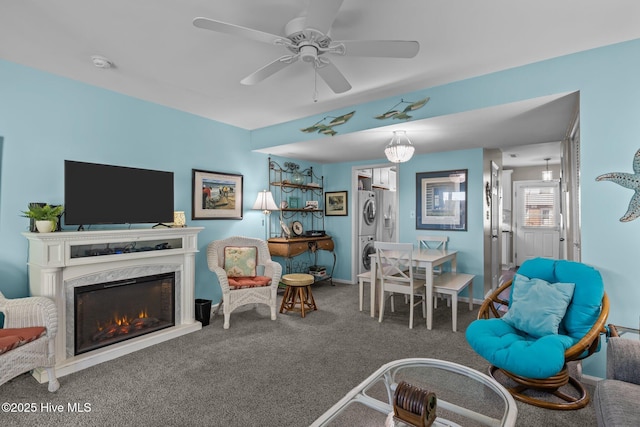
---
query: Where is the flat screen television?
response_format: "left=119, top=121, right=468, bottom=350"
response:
left=64, top=160, right=174, bottom=227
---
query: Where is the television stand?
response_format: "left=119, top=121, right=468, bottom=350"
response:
left=152, top=223, right=172, bottom=229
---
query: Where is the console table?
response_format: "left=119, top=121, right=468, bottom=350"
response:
left=268, top=235, right=336, bottom=284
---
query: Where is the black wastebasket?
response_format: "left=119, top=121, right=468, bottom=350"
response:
left=195, top=299, right=212, bottom=326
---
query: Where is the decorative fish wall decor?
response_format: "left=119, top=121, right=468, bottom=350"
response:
left=300, top=111, right=355, bottom=136
left=374, top=97, right=430, bottom=120
left=596, top=148, right=640, bottom=222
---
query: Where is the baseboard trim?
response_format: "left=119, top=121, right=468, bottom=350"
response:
left=581, top=374, right=602, bottom=385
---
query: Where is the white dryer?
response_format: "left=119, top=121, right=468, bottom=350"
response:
left=358, top=190, right=377, bottom=236
left=358, top=235, right=376, bottom=274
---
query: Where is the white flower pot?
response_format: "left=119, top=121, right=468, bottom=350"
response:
left=35, top=220, right=55, bottom=233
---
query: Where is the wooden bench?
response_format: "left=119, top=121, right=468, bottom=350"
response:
left=432, top=272, right=475, bottom=332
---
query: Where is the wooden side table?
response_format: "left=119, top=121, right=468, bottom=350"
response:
left=268, top=236, right=336, bottom=284
left=279, top=273, right=317, bottom=318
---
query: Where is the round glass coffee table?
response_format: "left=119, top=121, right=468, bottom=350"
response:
left=311, top=358, right=517, bottom=427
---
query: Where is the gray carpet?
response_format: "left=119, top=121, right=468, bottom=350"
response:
left=1, top=282, right=597, bottom=426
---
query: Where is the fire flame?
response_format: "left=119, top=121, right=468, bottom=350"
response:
left=96, top=309, right=149, bottom=331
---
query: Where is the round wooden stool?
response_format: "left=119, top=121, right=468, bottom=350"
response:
left=279, top=273, right=317, bottom=318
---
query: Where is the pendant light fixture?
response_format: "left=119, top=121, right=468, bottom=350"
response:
left=542, top=157, right=553, bottom=181
left=384, top=130, right=415, bottom=163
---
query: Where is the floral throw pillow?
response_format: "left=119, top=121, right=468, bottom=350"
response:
left=224, top=246, right=257, bottom=277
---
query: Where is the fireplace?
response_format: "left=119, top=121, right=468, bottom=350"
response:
left=24, top=227, right=202, bottom=382
left=74, top=272, right=175, bottom=355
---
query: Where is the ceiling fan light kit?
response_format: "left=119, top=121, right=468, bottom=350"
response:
left=193, top=0, right=419, bottom=95
left=385, top=130, right=415, bottom=163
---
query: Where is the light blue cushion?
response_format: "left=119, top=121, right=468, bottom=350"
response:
left=466, top=319, right=578, bottom=378
left=555, top=260, right=604, bottom=338
left=501, top=274, right=575, bottom=338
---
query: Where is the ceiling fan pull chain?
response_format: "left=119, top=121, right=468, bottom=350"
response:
left=313, top=67, right=319, bottom=103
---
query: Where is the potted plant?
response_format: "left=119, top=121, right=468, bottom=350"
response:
left=21, top=204, right=64, bottom=233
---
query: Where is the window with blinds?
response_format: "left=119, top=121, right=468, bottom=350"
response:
left=522, top=186, right=556, bottom=227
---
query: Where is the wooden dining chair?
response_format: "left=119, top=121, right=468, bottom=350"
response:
left=415, top=235, right=450, bottom=307
left=375, top=242, right=425, bottom=329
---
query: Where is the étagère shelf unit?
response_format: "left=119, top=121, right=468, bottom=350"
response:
left=268, top=157, right=325, bottom=239
left=267, top=157, right=335, bottom=283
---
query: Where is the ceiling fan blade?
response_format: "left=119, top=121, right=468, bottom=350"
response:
left=240, top=55, right=298, bottom=85
left=337, top=40, right=420, bottom=58
left=304, top=0, right=344, bottom=34
left=316, top=60, right=351, bottom=94
left=193, top=17, right=290, bottom=47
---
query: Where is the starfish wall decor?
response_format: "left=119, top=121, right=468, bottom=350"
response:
left=595, top=148, right=640, bottom=222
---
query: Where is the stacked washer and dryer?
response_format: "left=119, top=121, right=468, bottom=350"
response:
left=358, top=191, right=377, bottom=274
left=358, top=189, right=398, bottom=274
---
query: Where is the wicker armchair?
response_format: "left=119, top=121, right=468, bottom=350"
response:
left=466, top=258, right=609, bottom=410
left=207, top=236, right=282, bottom=329
left=0, top=291, right=59, bottom=392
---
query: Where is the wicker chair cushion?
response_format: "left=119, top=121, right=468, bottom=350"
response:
left=227, top=276, right=272, bottom=290
left=0, top=326, right=46, bottom=355
left=502, top=274, right=575, bottom=338
left=466, top=318, right=578, bottom=378
left=224, top=246, right=258, bottom=277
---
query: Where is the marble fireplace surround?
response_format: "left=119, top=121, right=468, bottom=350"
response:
left=24, top=227, right=203, bottom=383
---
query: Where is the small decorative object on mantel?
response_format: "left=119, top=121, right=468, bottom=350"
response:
left=172, top=211, right=186, bottom=227
left=374, top=96, right=430, bottom=121
left=300, top=111, right=355, bottom=136
left=596, top=148, right=640, bottom=222
left=387, top=380, right=437, bottom=427
left=21, top=204, right=64, bottom=233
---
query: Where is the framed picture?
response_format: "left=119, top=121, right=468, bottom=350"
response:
left=416, top=169, right=467, bottom=231
left=192, top=169, right=243, bottom=220
left=305, top=200, right=319, bottom=210
left=288, top=196, right=300, bottom=209
left=325, top=191, right=348, bottom=216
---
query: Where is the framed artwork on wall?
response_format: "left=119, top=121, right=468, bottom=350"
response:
left=192, top=169, right=243, bottom=220
left=325, top=191, right=348, bottom=216
left=416, top=169, right=467, bottom=231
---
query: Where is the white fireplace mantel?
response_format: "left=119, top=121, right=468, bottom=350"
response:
left=24, top=227, right=204, bottom=382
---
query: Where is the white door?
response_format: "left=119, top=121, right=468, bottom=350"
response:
left=490, top=161, right=501, bottom=289
left=514, top=180, right=561, bottom=266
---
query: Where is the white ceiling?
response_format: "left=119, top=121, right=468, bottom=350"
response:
left=1, top=1, right=638, bottom=164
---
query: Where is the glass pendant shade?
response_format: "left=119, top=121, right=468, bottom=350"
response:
left=542, top=158, right=553, bottom=181
left=384, top=130, right=415, bottom=163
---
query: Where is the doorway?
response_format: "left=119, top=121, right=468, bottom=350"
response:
left=352, top=164, right=399, bottom=281
left=513, top=180, right=562, bottom=266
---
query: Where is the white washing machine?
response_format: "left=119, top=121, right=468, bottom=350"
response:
left=358, top=190, right=377, bottom=236
left=359, top=235, right=376, bottom=274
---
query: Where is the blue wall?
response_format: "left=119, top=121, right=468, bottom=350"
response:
left=253, top=39, right=640, bottom=377
left=2, top=37, right=640, bottom=378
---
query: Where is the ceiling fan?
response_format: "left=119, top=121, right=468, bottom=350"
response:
left=193, top=0, right=419, bottom=94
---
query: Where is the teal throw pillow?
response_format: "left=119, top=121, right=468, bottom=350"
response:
left=502, top=274, right=575, bottom=338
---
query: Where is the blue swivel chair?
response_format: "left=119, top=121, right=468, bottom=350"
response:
left=466, top=258, right=609, bottom=410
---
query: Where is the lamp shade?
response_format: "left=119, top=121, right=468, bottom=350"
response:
left=252, top=190, right=278, bottom=213
left=384, top=130, right=415, bottom=163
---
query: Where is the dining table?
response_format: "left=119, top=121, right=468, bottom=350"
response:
left=369, top=248, right=458, bottom=330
